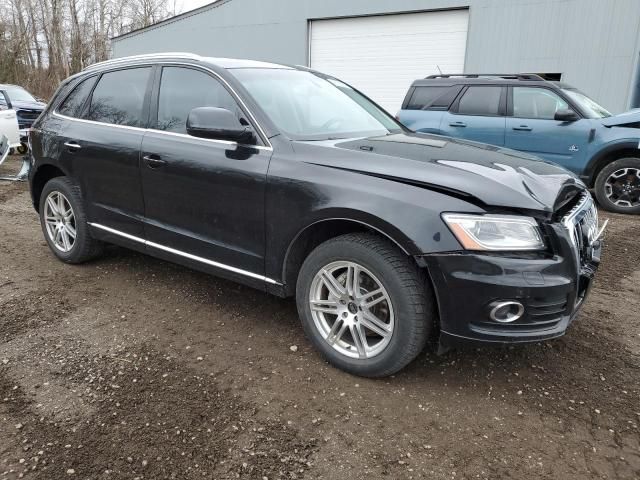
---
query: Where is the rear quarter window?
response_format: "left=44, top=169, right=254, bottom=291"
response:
left=57, top=77, right=97, bottom=118
left=404, top=85, right=462, bottom=110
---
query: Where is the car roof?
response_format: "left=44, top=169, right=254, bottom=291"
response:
left=410, top=75, right=566, bottom=89
left=83, top=53, right=294, bottom=73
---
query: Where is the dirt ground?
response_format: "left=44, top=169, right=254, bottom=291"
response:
left=1, top=155, right=639, bottom=479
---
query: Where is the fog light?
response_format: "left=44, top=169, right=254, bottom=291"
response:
left=489, top=301, right=524, bottom=323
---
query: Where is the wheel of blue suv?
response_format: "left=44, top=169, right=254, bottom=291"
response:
left=595, top=157, right=640, bottom=214
left=39, top=177, right=104, bottom=264
left=296, top=233, right=435, bottom=377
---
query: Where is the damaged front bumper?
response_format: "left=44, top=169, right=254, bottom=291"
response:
left=423, top=192, right=604, bottom=349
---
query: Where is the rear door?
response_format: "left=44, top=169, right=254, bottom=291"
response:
left=398, top=85, right=462, bottom=134
left=439, top=85, right=507, bottom=146
left=61, top=67, right=152, bottom=238
left=505, top=86, right=589, bottom=173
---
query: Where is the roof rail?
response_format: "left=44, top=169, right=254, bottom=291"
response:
left=426, top=73, right=545, bottom=81
left=83, top=52, right=204, bottom=71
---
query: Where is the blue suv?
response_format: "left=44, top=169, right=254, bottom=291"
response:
left=398, top=74, right=640, bottom=214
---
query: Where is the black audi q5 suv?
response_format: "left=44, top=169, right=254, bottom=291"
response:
left=28, top=53, right=605, bottom=377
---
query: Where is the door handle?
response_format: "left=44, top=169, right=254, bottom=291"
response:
left=512, top=125, right=532, bottom=131
left=143, top=154, right=167, bottom=169
left=449, top=121, right=467, bottom=127
left=64, top=141, right=82, bottom=151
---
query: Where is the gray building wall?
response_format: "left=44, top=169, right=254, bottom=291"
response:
left=112, top=0, right=640, bottom=113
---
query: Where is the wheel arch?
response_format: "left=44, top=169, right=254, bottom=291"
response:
left=31, top=163, right=68, bottom=212
left=584, top=141, right=640, bottom=187
left=280, top=215, right=419, bottom=297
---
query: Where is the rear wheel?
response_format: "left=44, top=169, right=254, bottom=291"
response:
left=594, top=157, right=640, bottom=214
left=296, top=233, right=435, bottom=377
left=39, top=177, right=104, bottom=263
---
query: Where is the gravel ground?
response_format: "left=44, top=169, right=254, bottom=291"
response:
left=1, top=155, right=639, bottom=479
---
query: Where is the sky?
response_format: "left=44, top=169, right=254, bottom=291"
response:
left=173, top=0, right=215, bottom=15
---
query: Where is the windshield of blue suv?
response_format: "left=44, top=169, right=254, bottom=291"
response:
left=562, top=88, right=612, bottom=119
left=231, top=68, right=401, bottom=141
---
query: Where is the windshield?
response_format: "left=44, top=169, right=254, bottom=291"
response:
left=5, top=86, right=36, bottom=103
left=562, top=88, right=611, bottom=119
left=231, top=68, right=401, bottom=140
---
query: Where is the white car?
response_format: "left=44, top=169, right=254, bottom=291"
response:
left=0, top=90, right=21, bottom=149
left=0, top=90, right=28, bottom=180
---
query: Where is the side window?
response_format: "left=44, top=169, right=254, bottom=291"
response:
left=406, top=87, right=449, bottom=110
left=456, top=86, right=503, bottom=116
left=513, top=87, right=570, bottom=120
left=406, top=86, right=462, bottom=111
left=85, top=68, right=151, bottom=127
left=58, top=77, right=97, bottom=118
left=156, top=67, right=241, bottom=134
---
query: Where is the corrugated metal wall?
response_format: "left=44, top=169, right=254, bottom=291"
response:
left=112, top=0, right=640, bottom=113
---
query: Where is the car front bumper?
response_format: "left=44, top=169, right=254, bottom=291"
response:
left=422, top=199, right=603, bottom=349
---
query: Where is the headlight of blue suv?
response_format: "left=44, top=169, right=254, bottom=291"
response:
left=442, top=214, right=545, bottom=251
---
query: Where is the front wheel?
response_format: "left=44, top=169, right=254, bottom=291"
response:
left=594, top=157, right=640, bottom=214
left=296, top=233, right=435, bottom=377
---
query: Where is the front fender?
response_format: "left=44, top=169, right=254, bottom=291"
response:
left=264, top=154, right=482, bottom=283
left=583, top=136, right=640, bottom=185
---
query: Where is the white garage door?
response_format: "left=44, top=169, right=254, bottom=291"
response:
left=310, top=10, right=469, bottom=114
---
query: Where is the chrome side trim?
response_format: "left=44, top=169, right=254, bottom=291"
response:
left=53, top=112, right=147, bottom=132
left=146, top=128, right=273, bottom=152
left=52, top=112, right=273, bottom=152
left=88, top=222, right=279, bottom=285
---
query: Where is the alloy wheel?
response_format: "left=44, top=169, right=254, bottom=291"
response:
left=44, top=191, right=77, bottom=252
left=309, top=261, right=394, bottom=359
left=605, top=167, right=640, bottom=208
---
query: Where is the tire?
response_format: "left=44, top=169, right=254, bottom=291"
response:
left=594, top=157, right=640, bottom=214
left=296, top=233, right=435, bottom=377
left=39, top=177, right=104, bottom=263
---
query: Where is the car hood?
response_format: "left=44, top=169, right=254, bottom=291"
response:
left=293, top=132, right=585, bottom=214
left=600, top=109, right=640, bottom=127
left=11, top=99, right=46, bottom=111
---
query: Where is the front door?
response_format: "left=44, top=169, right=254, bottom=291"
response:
left=140, top=65, right=271, bottom=280
left=439, top=85, right=506, bottom=146
left=505, top=86, right=589, bottom=173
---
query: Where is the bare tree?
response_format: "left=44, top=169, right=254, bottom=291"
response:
left=0, top=0, right=175, bottom=98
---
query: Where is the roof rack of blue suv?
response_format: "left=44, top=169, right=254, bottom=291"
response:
left=426, top=73, right=545, bottom=81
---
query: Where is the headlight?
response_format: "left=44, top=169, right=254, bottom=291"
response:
left=442, top=214, right=545, bottom=251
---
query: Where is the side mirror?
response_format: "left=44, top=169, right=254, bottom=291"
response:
left=554, top=109, right=579, bottom=122
left=186, top=107, right=256, bottom=144
left=0, top=90, right=12, bottom=111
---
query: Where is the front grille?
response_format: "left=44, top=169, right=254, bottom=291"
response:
left=562, top=191, right=599, bottom=265
left=16, top=109, right=42, bottom=128
left=561, top=190, right=602, bottom=307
